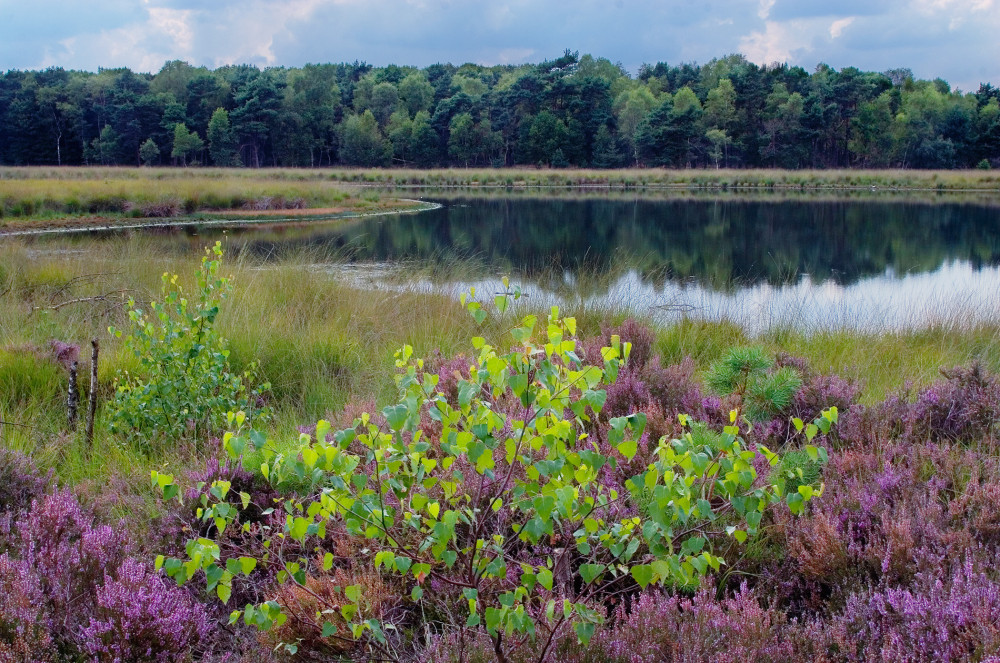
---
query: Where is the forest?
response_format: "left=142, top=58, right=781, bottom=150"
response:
left=2, top=50, right=1000, bottom=170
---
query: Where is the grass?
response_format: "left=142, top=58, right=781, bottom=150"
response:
left=3, top=166, right=1000, bottom=194
left=0, top=170, right=424, bottom=232
left=656, top=318, right=1000, bottom=404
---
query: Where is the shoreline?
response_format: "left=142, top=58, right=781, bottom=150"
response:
left=3, top=166, right=1000, bottom=192
left=0, top=199, right=439, bottom=238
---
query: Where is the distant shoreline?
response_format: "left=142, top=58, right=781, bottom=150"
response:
left=3, top=166, right=999, bottom=192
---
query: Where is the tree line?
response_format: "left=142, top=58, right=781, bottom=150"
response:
left=2, top=51, right=999, bottom=169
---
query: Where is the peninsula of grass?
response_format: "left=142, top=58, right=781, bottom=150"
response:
left=0, top=170, right=427, bottom=234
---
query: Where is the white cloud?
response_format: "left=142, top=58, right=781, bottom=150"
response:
left=148, top=7, right=195, bottom=53
left=915, top=0, right=993, bottom=11
left=739, top=19, right=817, bottom=65
left=757, top=0, right=776, bottom=19
left=830, top=16, right=854, bottom=38
left=495, top=47, right=535, bottom=64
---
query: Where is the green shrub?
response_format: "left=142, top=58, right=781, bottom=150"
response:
left=153, top=292, right=831, bottom=662
left=706, top=346, right=802, bottom=422
left=108, top=242, right=269, bottom=447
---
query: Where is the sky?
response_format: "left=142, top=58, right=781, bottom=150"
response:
left=1, top=0, right=998, bottom=92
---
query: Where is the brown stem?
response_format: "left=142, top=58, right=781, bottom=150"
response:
left=493, top=632, right=508, bottom=663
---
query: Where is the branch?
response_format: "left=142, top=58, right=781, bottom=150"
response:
left=33, top=289, right=137, bottom=311
left=0, top=418, right=46, bottom=432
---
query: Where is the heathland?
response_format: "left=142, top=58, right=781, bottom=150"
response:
left=2, top=171, right=1000, bottom=662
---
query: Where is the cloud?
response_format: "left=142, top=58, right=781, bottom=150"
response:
left=1, top=0, right=997, bottom=92
left=914, top=0, right=994, bottom=12
left=830, top=17, right=855, bottom=39
left=739, top=19, right=818, bottom=66
left=148, top=8, right=195, bottom=53
left=496, top=48, right=536, bottom=65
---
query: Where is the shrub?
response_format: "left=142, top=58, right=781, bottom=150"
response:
left=907, top=363, right=1000, bottom=444
left=154, top=297, right=829, bottom=663
left=0, top=448, right=51, bottom=523
left=705, top=346, right=802, bottom=423
left=0, top=554, right=56, bottom=662
left=109, top=242, right=270, bottom=447
left=14, top=490, right=127, bottom=640
left=78, top=558, right=210, bottom=663
left=1, top=489, right=212, bottom=663
left=832, top=557, right=1000, bottom=662
left=592, top=584, right=797, bottom=663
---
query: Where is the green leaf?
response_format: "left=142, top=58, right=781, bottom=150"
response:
left=575, top=622, right=595, bottom=645
left=537, top=568, right=554, bottom=591
left=579, top=564, right=605, bottom=584
left=617, top=440, right=638, bottom=462
left=383, top=404, right=409, bottom=431
left=631, top=564, right=654, bottom=589
left=322, top=622, right=338, bottom=638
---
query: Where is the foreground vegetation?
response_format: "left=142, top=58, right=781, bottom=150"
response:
left=3, top=234, right=1000, bottom=661
left=3, top=52, right=1000, bottom=171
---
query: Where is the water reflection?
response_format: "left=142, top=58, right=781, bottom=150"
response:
left=231, top=195, right=1000, bottom=290
left=332, top=260, right=1000, bottom=334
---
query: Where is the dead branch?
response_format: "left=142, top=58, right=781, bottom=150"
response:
left=33, top=289, right=137, bottom=312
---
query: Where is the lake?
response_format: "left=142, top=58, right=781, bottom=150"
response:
left=15, top=190, right=1000, bottom=334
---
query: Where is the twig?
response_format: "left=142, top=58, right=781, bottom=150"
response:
left=48, top=271, right=122, bottom=301
left=653, top=301, right=701, bottom=313
left=34, top=289, right=136, bottom=311
left=0, top=419, right=46, bottom=432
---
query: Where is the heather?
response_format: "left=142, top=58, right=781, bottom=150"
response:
left=4, top=239, right=1000, bottom=661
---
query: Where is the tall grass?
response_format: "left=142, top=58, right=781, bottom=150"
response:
left=3, top=166, right=1000, bottom=193
left=0, top=173, right=407, bottom=222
